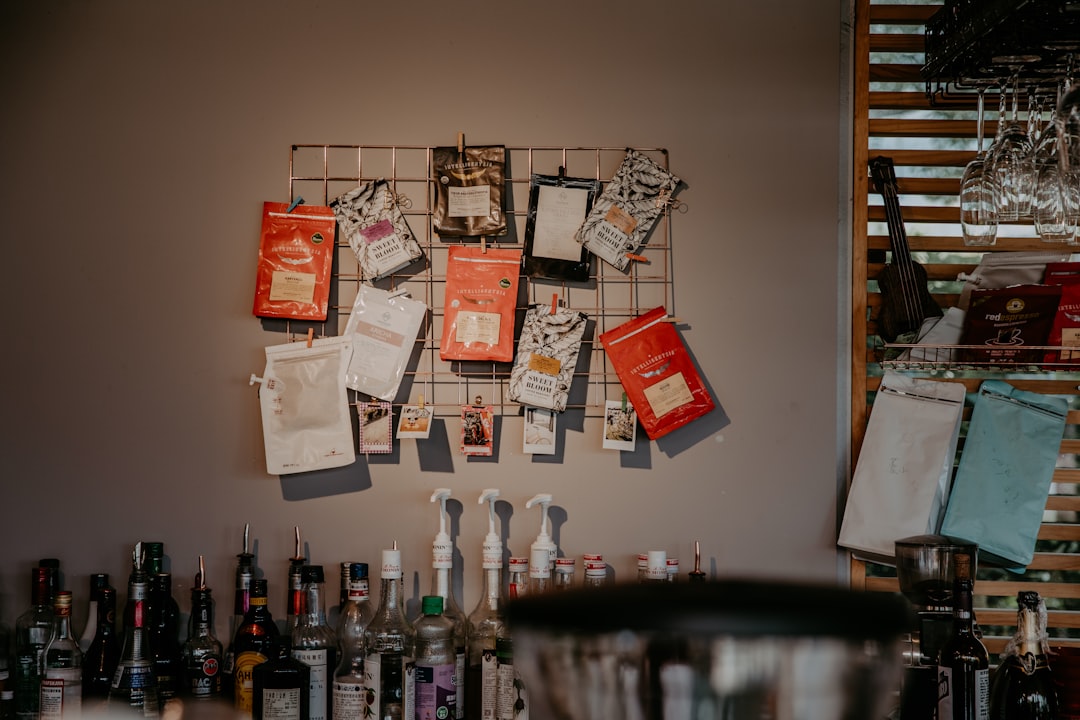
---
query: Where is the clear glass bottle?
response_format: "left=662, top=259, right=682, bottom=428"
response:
left=232, top=577, right=280, bottom=714
left=415, top=596, right=456, bottom=720
left=506, top=559, right=528, bottom=601
left=39, top=590, right=81, bottom=719
left=665, top=558, right=679, bottom=582
left=988, top=591, right=1059, bottom=719
left=582, top=556, right=608, bottom=588
left=466, top=542, right=507, bottom=720
left=291, top=564, right=336, bottom=720
left=937, top=577, right=989, bottom=720
left=81, top=585, right=119, bottom=708
left=553, top=558, right=575, bottom=592
left=108, top=543, right=159, bottom=717
left=78, top=574, right=110, bottom=653
left=428, top=543, right=466, bottom=720
left=332, top=562, right=372, bottom=720
left=526, top=548, right=550, bottom=596
left=149, top=571, right=183, bottom=705
left=363, top=546, right=415, bottom=720
left=182, top=557, right=224, bottom=700
left=253, top=637, right=309, bottom=720
left=15, top=567, right=52, bottom=720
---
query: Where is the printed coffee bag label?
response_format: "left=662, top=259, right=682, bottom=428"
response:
left=432, top=146, right=507, bottom=238
left=959, top=284, right=1062, bottom=365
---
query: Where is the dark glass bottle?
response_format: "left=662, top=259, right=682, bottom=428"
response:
left=224, top=524, right=255, bottom=703
left=988, top=591, right=1059, bottom=720
left=937, top=577, right=989, bottom=720
left=107, top=543, right=159, bottom=717
left=182, top=557, right=223, bottom=700
left=149, top=572, right=182, bottom=705
left=14, top=567, right=52, bottom=720
left=253, top=638, right=309, bottom=720
left=82, top=586, right=120, bottom=708
left=233, top=578, right=279, bottom=714
left=78, top=574, right=110, bottom=653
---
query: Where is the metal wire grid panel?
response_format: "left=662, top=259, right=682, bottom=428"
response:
left=285, top=144, right=678, bottom=419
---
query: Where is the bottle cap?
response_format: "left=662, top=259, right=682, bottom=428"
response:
left=381, top=548, right=403, bottom=579
left=348, top=563, right=369, bottom=581
left=646, top=550, right=668, bottom=581
left=53, top=589, right=73, bottom=612
left=555, top=558, right=576, bottom=575
left=422, top=595, right=444, bottom=615
left=250, top=578, right=269, bottom=598
left=508, top=556, right=529, bottom=572
left=301, top=565, right=325, bottom=584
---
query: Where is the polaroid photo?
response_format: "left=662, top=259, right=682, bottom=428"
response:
left=357, top=401, right=393, bottom=454
left=460, top=404, right=494, bottom=456
left=397, top=403, right=433, bottom=440
left=523, top=407, right=557, bottom=455
left=602, top=399, right=637, bottom=451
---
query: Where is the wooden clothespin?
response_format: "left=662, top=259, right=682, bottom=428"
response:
left=474, top=395, right=484, bottom=408
left=457, top=132, right=465, bottom=155
left=286, top=197, right=305, bottom=213
left=621, top=392, right=628, bottom=412
left=550, top=293, right=559, bottom=315
left=480, top=235, right=487, bottom=254
left=306, top=328, right=314, bottom=348
left=625, top=253, right=649, bottom=264
left=418, top=394, right=425, bottom=410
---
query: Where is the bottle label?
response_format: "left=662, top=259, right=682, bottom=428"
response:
left=261, top=687, right=301, bottom=720
left=332, top=679, right=366, bottom=719
left=480, top=649, right=498, bottom=720
left=455, top=650, right=466, bottom=720
left=187, top=654, right=222, bottom=697
left=15, top=652, right=42, bottom=716
left=495, top=644, right=522, bottom=720
left=234, top=651, right=269, bottom=712
left=109, top=663, right=158, bottom=714
left=416, top=662, right=456, bottom=720
left=39, top=676, right=82, bottom=720
left=364, top=652, right=414, bottom=720
left=937, top=666, right=988, bottom=720
left=293, top=648, right=328, bottom=720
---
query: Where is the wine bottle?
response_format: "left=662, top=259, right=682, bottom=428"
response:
left=232, top=578, right=280, bottom=714
left=77, top=574, right=110, bottom=653
left=81, top=585, right=119, bottom=708
left=988, top=591, right=1059, bottom=719
left=937, top=577, right=989, bottom=720
left=363, top=545, right=415, bottom=720
left=332, top=562, right=373, bottom=720
left=253, top=637, right=309, bottom=720
left=14, top=567, right=52, bottom=720
left=290, top=564, right=336, bottom=720
left=149, top=572, right=183, bottom=705
left=107, top=542, right=160, bottom=717
left=182, top=556, right=223, bottom=700
left=415, top=596, right=457, bottom=720
left=39, top=590, right=81, bottom=719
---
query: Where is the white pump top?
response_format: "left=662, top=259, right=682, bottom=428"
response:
left=430, top=488, right=453, bottom=570
left=525, top=493, right=556, bottom=570
left=479, top=489, right=502, bottom=570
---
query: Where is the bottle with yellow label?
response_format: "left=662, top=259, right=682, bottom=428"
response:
left=232, top=578, right=279, bottom=715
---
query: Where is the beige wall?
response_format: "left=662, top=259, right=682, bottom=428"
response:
left=0, top=0, right=851, bottom=627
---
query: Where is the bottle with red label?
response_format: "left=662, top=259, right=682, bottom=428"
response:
left=182, top=556, right=223, bottom=700
left=107, top=542, right=159, bottom=716
left=39, top=590, right=81, bottom=719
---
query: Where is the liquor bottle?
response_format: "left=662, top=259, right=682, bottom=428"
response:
left=665, top=558, right=680, bottom=582
left=37, top=562, right=60, bottom=606
left=506, top=559, right=528, bottom=601
left=427, top=490, right=467, bottom=720
left=181, top=556, right=223, bottom=700
left=149, top=572, right=183, bottom=704
left=1, top=685, right=13, bottom=720
left=224, top=523, right=256, bottom=702
left=332, top=562, right=373, bottom=720
left=553, top=559, right=575, bottom=592
left=285, top=527, right=305, bottom=634
left=494, top=637, right=523, bottom=720
left=937, top=577, right=989, bottom=720
left=526, top=548, right=550, bottom=596
left=327, top=562, right=354, bottom=633
left=143, top=543, right=166, bottom=576
left=78, top=574, right=110, bottom=653
left=39, top=590, right=81, bottom=719
left=467, top=490, right=509, bottom=720
left=415, top=596, right=457, bottom=720
left=81, top=586, right=119, bottom=707
left=988, top=591, right=1059, bottom=719
left=363, top=545, right=415, bottom=720
left=233, top=578, right=280, bottom=715
left=108, top=543, right=160, bottom=717
left=15, top=567, right=52, bottom=720
left=252, top=637, right=309, bottom=720
left=582, top=555, right=608, bottom=588
left=290, top=564, right=336, bottom=720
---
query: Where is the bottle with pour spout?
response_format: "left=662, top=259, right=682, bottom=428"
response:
left=524, top=494, right=556, bottom=574
left=224, top=523, right=255, bottom=703
left=465, top=489, right=509, bottom=720
left=363, top=543, right=415, bottom=720
left=425, top=488, right=468, bottom=720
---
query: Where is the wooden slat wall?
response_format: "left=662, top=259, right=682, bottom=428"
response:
left=850, top=0, right=1080, bottom=654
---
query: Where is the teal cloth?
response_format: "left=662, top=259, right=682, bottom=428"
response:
left=940, top=380, right=1067, bottom=573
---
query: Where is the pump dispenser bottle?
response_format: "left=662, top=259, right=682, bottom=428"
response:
left=465, top=490, right=509, bottom=720
left=427, top=489, right=467, bottom=720
left=525, top=494, right=556, bottom=572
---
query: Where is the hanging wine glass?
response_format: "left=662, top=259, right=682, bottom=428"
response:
left=961, top=89, right=998, bottom=246
left=1034, top=95, right=1077, bottom=243
left=988, top=77, right=1036, bottom=222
